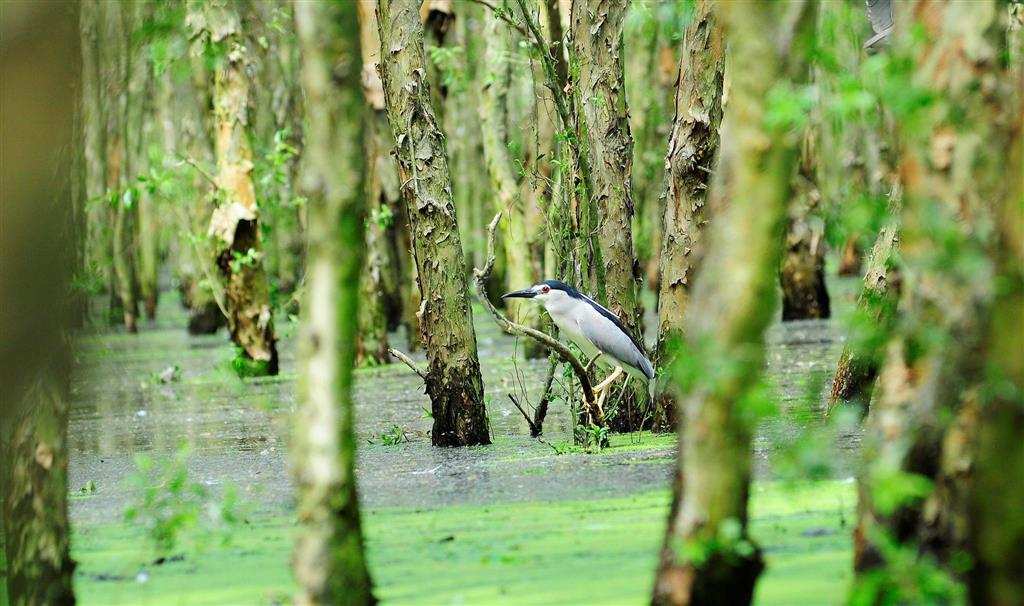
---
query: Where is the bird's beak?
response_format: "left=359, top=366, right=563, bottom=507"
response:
left=501, top=288, right=536, bottom=300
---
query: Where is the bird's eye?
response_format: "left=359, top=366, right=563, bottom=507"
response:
left=541, top=286, right=550, bottom=294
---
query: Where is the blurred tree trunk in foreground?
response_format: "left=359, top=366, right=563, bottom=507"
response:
left=292, top=1, right=376, bottom=603
left=1, top=0, right=79, bottom=601
left=853, top=2, right=1019, bottom=602
left=652, top=2, right=814, bottom=603
left=572, top=0, right=647, bottom=431
left=355, top=0, right=394, bottom=366
left=191, top=0, right=278, bottom=376
left=780, top=124, right=830, bottom=321
left=653, top=0, right=725, bottom=431
left=378, top=0, right=490, bottom=447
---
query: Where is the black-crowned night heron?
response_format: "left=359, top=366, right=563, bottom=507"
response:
left=503, top=280, right=654, bottom=407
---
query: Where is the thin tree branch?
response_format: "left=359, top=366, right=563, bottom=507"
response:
left=508, top=393, right=539, bottom=435
left=388, top=347, right=426, bottom=381
left=176, top=155, right=219, bottom=190
left=473, top=211, right=601, bottom=425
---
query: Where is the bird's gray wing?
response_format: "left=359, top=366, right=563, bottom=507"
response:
left=576, top=310, right=654, bottom=381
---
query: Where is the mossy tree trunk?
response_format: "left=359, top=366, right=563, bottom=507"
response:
left=378, top=0, right=491, bottom=447
left=355, top=0, right=394, bottom=367
left=129, top=5, right=158, bottom=323
left=571, top=0, right=646, bottom=431
left=852, top=1, right=1016, bottom=594
left=107, top=1, right=138, bottom=332
left=192, top=0, right=278, bottom=376
left=969, top=97, right=1022, bottom=604
left=653, top=0, right=725, bottom=431
left=2, top=367, right=76, bottom=606
left=292, top=1, right=376, bottom=603
left=478, top=5, right=544, bottom=357
left=1, top=0, right=78, bottom=596
left=826, top=203, right=900, bottom=413
left=80, top=0, right=108, bottom=299
left=651, top=3, right=814, bottom=603
left=780, top=124, right=830, bottom=321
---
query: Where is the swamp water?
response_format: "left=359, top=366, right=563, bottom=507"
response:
left=70, top=282, right=861, bottom=605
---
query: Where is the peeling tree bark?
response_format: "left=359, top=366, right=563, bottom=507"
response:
left=651, top=3, right=814, bottom=604
left=653, top=0, right=725, bottom=431
left=571, top=0, right=647, bottom=431
left=378, top=0, right=491, bottom=447
left=192, top=0, right=278, bottom=375
left=292, top=1, right=376, bottom=603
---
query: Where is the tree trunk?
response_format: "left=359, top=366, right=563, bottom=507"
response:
left=292, top=1, right=376, bottom=603
left=172, top=48, right=228, bottom=336
left=653, top=1, right=725, bottom=431
left=2, top=369, right=76, bottom=606
left=852, top=1, right=1016, bottom=597
left=377, top=0, right=491, bottom=447
left=194, top=0, right=278, bottom=376
left=651, top=3, right=814, bottom=604
left=571, top=0, right=646, bottom=431
left=107, top=2, right=138, bottom=332
left=80, top=0, right=108, bottom=300
left=355, top=0, right=394, bottom=367
left=1, top=1, right=79, bottom=596
left=826, top=208, right=900, bottom=413
left=780, top=125, right=830, bottom=321
left=478, top=5, right=543, bottom=357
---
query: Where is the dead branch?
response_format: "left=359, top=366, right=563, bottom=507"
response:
left=388, top=347, right=427, bottom=381
left=531, top=355, right=558, bottom=437
left=473, top=211, right=602, bottom=426
left=508, top=393, right=539, bottom=436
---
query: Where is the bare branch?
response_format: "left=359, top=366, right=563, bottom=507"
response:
left=508, top=393, right=539, bottom=435
left=176, top=155, right=219, bottom=190
left=473, top=212, right=602, bottom=425
left=388, top=347, right=427, bottom=381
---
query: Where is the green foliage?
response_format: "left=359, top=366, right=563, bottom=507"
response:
left=869, top=469, right=934, bottom=517
left=670, top=516, right=757, bottom=569
left=123, top=444, right=246, bottom=559
left=849, top=528, right=963, bottom=606
left=376, top=425, right=408, bottom=446
left=228, top=248, right=260, bottom=274
left=230, top=347, right=271, bottom=378
left=369, top=203, right=394, bottom=230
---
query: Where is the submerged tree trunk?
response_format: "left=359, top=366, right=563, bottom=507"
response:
left=780, top=125, right=830, bottom=321
left=653, top=1, right=725, bottom=431
left=292, top=1, right=376, bottom=603
left=194, top=0, right=278, bottom=376
left=652, top=3, right=813, bottom=604
left=571, top=0, right=646, bottom=431
left=377, top=0, right=490, bottom=447
left=355, top=0, right=393, bottom=367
